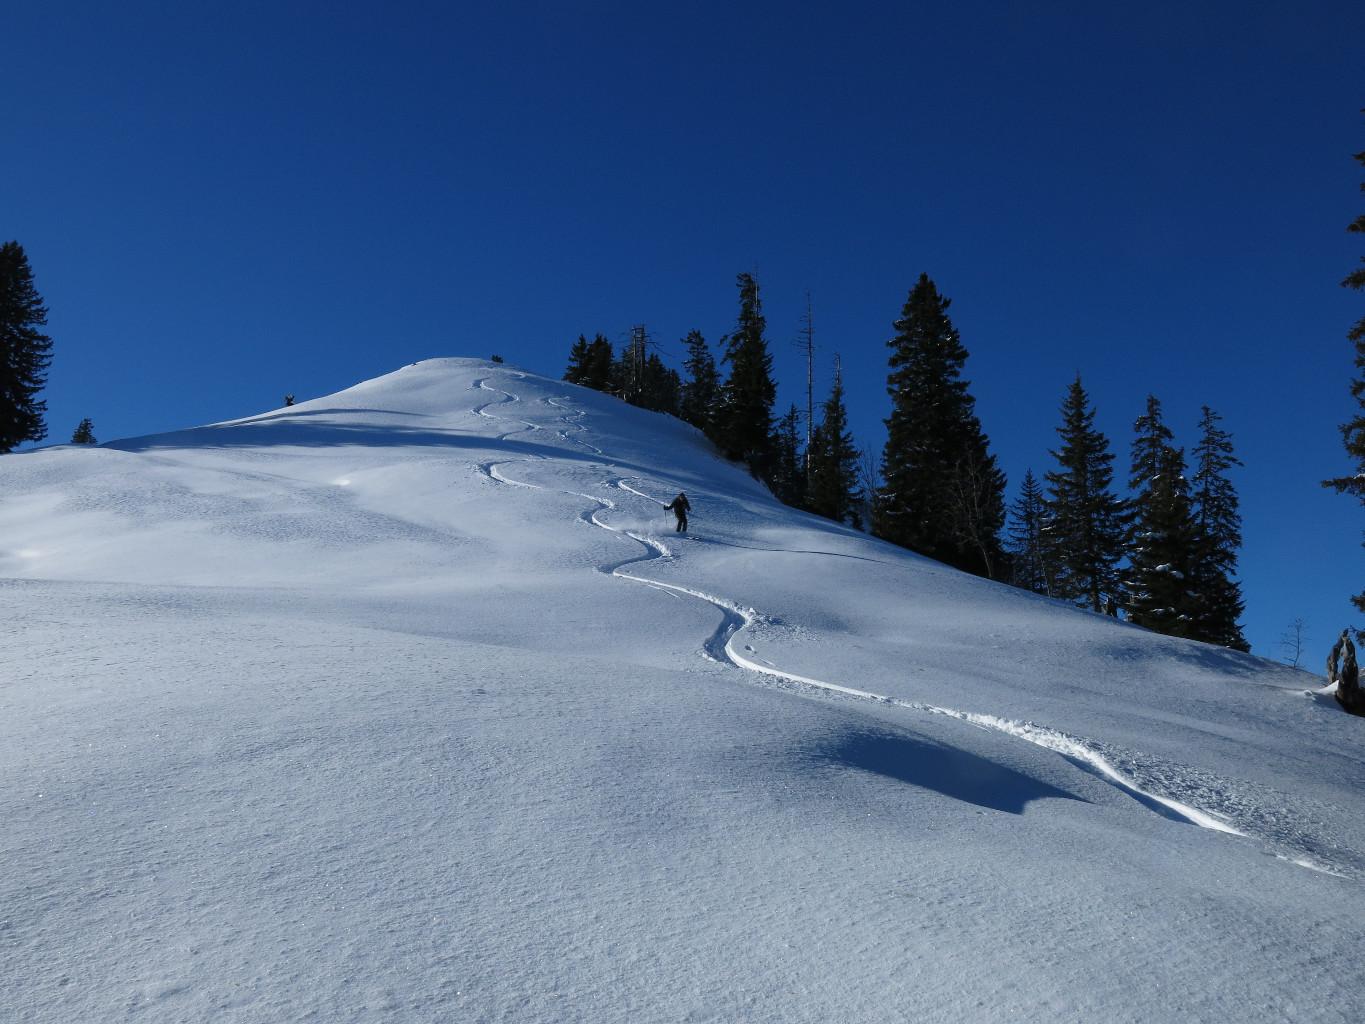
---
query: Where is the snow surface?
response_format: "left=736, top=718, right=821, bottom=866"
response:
left=3, top=357, right=1363, bottom=1022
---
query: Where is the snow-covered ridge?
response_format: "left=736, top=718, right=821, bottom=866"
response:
left=4, top=357, right=1363, bottom=1022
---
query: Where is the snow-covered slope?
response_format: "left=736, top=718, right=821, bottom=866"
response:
left=3, top=358, right=1362, bottom=1022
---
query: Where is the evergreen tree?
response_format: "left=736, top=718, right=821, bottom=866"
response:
left=1324, top=111, right=1365, bottom=612
left=717, top=273, right=776, bottom=475
left=807, top=365, right=863, bottom=527
left=0, top=241, right=53, bottom=452
left=637, top=353, right=681, bottom=415
left=679, top=330, right=720, bottom=439
left=70, top=418, right=96, bottom=445
left=1044, top=376, right=1128, bottom=611
left=1125, top=395, right=1198, bottom=636
left=1007, top=469, right=1054, bottom=595
left=1189, top=406, right=1249, bottom=650
left=769, top=405, right=806, bottom=508
left=873, top=273, right=1005, bottom=577
left=564, top=335, right=592, bottom=383
left=584, top=334, right=615, bottom=392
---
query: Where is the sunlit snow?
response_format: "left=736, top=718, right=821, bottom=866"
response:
left=3, top=358, right=1362, bottom=1022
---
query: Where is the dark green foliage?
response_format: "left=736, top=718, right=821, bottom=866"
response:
left=679, top=330, right=720, bottom=439
left=564, top=334, right=615, bottom=392
left=1188, top=406, right=1249, bottom=650
left=1324, top=113, right=1365, bottom=613
left=0, top=241, right=53, bottom=452
left=807, top=370, right=863, bottom=528
left=564, top=335, right=592, bottom=383
left=490, top=354, right=504, bottom=364
left=70, top=418, right=96, bottom=445
left=636, top=353, right=681, bottom=416
left=1043, top=376, right=1128, bottom=612
left=1125, top=395, right=1198, bottom=637
left=769, top=405, right=806, bottom=508
left=873, top=273, right=1005, bottom=578
left=1007, top=469, right=1054, bottom=595
left=717, top=273, right=776, bottom=475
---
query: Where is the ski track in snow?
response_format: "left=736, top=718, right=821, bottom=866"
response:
left=475, top=373, right=1349, bottom=879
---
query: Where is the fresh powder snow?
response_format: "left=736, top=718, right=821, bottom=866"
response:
left=3, top=357, right=1363, bottom=1022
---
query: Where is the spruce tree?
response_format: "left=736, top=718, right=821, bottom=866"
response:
left=717, top=273, right=776, bottom=475
left=584, top=334, right=615, bottom=392
left=874, top=273, right=1005, bottom=577
left=1044, top=376, right=1128, bottom=611
left=769, top=405, right=806, bottom=508
left=1007, top=469, right=1053, bottom=595
left=1126, top=395, right=1198, bottom=636
left=1189, top=406, right=1249, bottom=649
left=807, top=366, right=863, bottom=528
left=679, top=330, right=720, bottom=439
left=1323, top=111, right=1365, bottom=612
left=637, top=353, right=681, bottom=415
left=564, top=335, right=592, bottom=384
left=0, top=241, right=53, bottom=452
left=70, top=418, right=96, bottom=445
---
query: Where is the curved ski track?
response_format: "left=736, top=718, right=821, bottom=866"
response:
left=471, top=374, right=1353, bottom=879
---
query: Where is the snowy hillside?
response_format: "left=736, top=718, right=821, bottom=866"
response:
left=3, top=357, right=1363, bottom=1022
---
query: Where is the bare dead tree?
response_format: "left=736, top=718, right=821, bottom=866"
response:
left=946, top=453, right=1000, bottom=581
left=856, top=446, right=881, bottom=533
left=1279, top=618, right=1309, bottom=668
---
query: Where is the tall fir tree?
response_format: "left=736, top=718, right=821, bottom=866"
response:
left=1125, top=395, right=1198, bottom=636
left=807, top=363, right=863, bottom=527
left=1323, top=110, right=1365, bottom=612
left=1189, top=406, right=1249, bottom=649
left=1043, top=376, right=1128, bottom=611
left=1007, top=469, right=1054, bottom=596
left=679, top=329, right=720, bottom=439
left=583, top=334, right=615, bottom=392
left=564, top=335, right=592, bottom=384
left=717, top=273, right=776, bottom=475
left=769, top=405, right=806, bottom=508
left=873, top=273, right=1005, bottom=577
left=70, top=418, right=96, bottom=445
left=636, top=353, right=681, bottom=416
left=0, top=241, right=53, bottom=452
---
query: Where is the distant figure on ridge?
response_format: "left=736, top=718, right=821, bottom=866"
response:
left=284, top=394, right=295, bottom=407
left=664, top=492, right=691, bottom=533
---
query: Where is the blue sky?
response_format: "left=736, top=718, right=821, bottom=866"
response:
left=5, top=1, right=1363, bottom=658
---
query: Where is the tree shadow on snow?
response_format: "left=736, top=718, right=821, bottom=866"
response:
left=809, top=727, right=1087, bottom=815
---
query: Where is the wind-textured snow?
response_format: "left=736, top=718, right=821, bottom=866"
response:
left=3, top=358, right=1363, bottom=1023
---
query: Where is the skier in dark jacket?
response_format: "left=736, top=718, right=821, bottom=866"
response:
left=664, top=492, right=691, bottom=533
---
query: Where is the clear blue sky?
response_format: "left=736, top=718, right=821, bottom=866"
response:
left=6, top=1, right=1363, bottom=659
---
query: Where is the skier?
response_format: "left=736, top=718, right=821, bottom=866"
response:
left=664, top=492, right=691, bottom=533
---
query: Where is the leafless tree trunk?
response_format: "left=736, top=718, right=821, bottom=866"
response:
left=1279, top=618, right=1308, bottom=668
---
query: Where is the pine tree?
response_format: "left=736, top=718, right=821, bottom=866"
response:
left=874, top=273, right=1005, bottom=577
left=1125, top=395, right=1198, bottom=636
left=679, top=330, right=720, bottom=439
left=0, top=241, right=54, bottom=452
left=584, top=334, right=615, bottom=392
left=1044, top=376, right=1128, bottom=611
left=1007, top=469, right=1054, bottom=595
left=564, top=335, right=592, bottom=383
left=769, top=405, right=806, bottom=508
left=1323, top=111, right=1365, bottom=613
left=717, top=273, right=776, bottom=475
left=637, top=353, right=681, bottom=415
left=70, top=418, right=96, bottom=445
left=1189, top=406, right=1249, bottom=649
left=807, top=364, right=863, bottom=527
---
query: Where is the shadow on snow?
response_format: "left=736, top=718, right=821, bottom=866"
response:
left=808, top=726, right=1087, bottom=816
